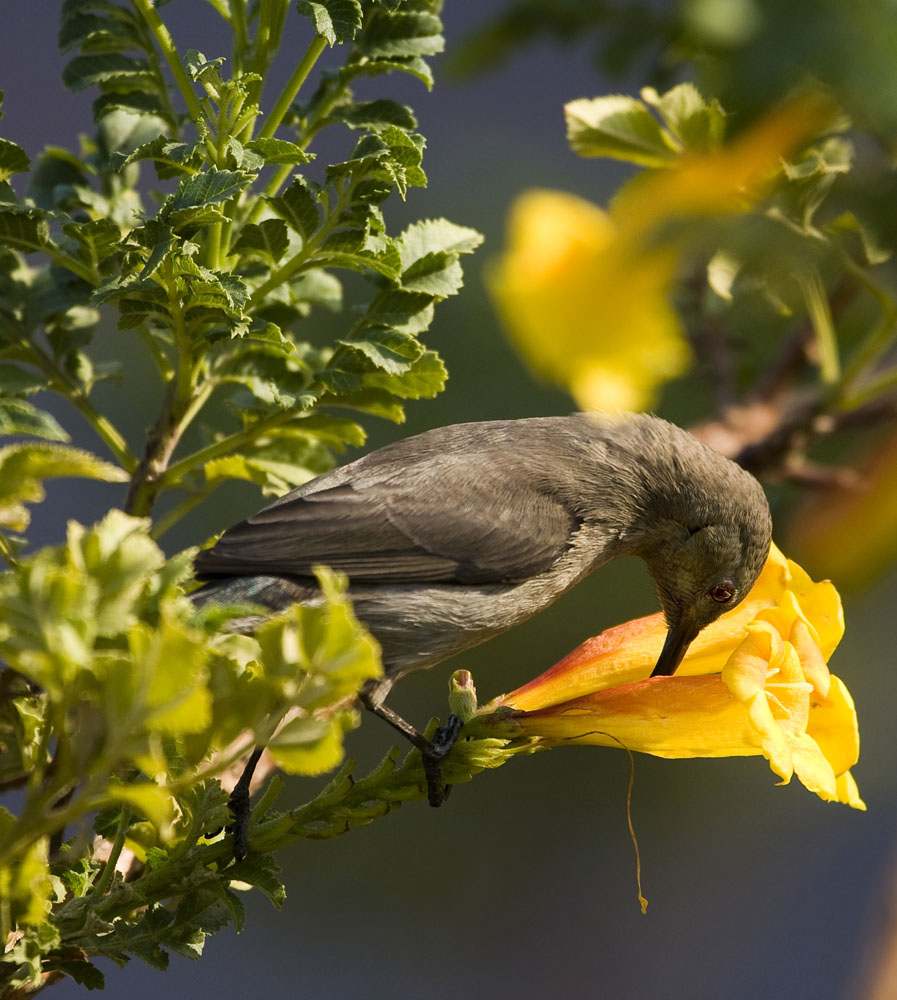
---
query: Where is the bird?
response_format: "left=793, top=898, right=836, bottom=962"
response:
left=192, top=412, right=772, bottom=827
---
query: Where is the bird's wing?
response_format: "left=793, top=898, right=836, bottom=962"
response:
left=194, top=442, right=578, bottom=584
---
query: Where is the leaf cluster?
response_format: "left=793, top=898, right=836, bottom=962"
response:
left=0, top=510, right=380, bottom=990
left=0, top=0, right=485, bottom=990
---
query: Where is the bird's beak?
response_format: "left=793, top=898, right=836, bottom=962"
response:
left=651, top=617, right=701, bottom=677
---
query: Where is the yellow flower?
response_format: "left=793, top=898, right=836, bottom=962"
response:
left=488, top=189, right=689, bottom=412
left=488, top=93, right=835, bottom=413
left=788, top=427, right=897, bottom=591
left=472, top=544, right=863, bottom=809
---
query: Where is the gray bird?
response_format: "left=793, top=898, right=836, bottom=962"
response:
left=193, top=413, right=771, bottom=816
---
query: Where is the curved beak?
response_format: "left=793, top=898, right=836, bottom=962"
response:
left=651, top=617, right=701, bottom=677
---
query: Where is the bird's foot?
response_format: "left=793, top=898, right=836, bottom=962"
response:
left=421, top=714, right=463, bottom=808
left=226, top=746, right=264, bottom=861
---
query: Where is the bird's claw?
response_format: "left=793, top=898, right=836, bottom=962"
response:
left=421, top=713, right=463, bottom=807
left=227, top=784, right=251, bottom=862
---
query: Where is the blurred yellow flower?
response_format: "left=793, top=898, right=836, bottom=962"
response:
left=488, top=189, right=688, bottom=412
left=788, top=428, right=897, bottom=591
left=471, top=544, right=863, bottom=809
left=489, top=92, right=836, bottom=412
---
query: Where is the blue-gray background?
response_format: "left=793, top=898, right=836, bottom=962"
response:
left=1, top=3, right=894, bottom=998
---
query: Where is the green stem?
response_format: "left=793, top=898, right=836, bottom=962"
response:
left=242, top=65, right=354, bottom=228
left=150, top=484, right=218, bottom=540
left=159, top=406, right=297, bottom=487
left=0, top=532, right=17, bottom=569
left=131, top=0, right=217, bottom=159
left=258, top=34, right=327, bottom=140
left=232, top=0, right=249, bottom=72
left=836, top=256, right=897, bottom=394
left=837, top=365, right=897, bottom=411
left=799, top=269, right=840, bottom=385
left=90, top=808, right=132, bottom=898
left=247, top=174, right=356, bottom=308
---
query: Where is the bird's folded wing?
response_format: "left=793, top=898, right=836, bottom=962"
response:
left=194, top=457, right=578, bottom=585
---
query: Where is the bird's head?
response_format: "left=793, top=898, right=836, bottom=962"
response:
left=646, top=507, right=772, bottom=676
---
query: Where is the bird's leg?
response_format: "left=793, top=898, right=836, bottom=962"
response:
left=359, top=677, right=462, bottom=808
left=228, top=745, right=264, bottom=860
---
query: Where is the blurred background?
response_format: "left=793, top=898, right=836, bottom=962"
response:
left=2, top=2, right=896, bottom=998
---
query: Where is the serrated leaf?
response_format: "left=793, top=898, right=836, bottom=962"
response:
left=230, top=219, right=289, bottom=263
left=342, top=54, right=434, bottom=89
left=0, top=138, right=30, bottom=182
left=0, top=399, right=69, bottom=442
left=63, top=218, right=122, bottom=270
left=642, top=83, right=726, bottom=153
left=169, top=170, right=249, bottom=213
left=298, top=0, right=363, bottom=45
left=107, top=783, right=176, bottom=830
left=245, top=137, right=312, bottom=165
left=364, top=289, right=433, bottom=334
left=366, top=349, right=446, bottom=399
left=268, top=714, right=351, bottom=775
left=340, top=325, right=423, bottom=374
left=360, top=10, right=444, bottom=60
left=0, top=365, right=49, bottom=396
left=325, top=387, right=405, bottom=422
left=315, top=249, right=400, bottom=280
left=267, top=178, right=320, bottom=240
left=0, top=443, right=128, bottom=532
left=93, top=90, right=172, bottom=124
left=116, top=137, right=202, bottom=179
left=226, top=855, right=286, bottom=908
left=331, top=98, right=417, bottom=132
left=0, top=210, right=52, bottom=254
left=62, top=53, right=155, bottom=93
left=565, top=95, right=678, bottom=167
left=400, top=250, right=462, bottom=296
left=396, top=218, right=483, bottom=271
left=128, top=613, right=211, bottom=734
left=59, top=5, right=144, bottom=55
left=46, top=960, right=105, bottom=990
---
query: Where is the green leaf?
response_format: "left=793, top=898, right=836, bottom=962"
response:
left=396, top=218, right=483, bottom=268
left=116, top=137, right=203, bottom=179
left=565, top=95, right=678, bottom=166
left=0, top=138, right=30, bottom=182
left=62, top=53, right=155, bottom=93
left=267, top=177, right=320, bottom=241
left=230, top=219, right=289, bottom=263
left=641, top=83, right=726, bottom=153
left=268, top=714, right=353, bottom=775
left=366, top=349, right=446, bottom=399
left=128, top=612, right=211, bottom=734
left=342, top=55, right=434, bottom=89
left=226, top=855, right=286, bottom=908
left=330, top=98, right=417, bottom=132
left=62, top=218, right=122, bottom=270
left=364, top=289, right=433, bottom=334
left=340, top=325, right=423, bottom=374
left=782, top=137, right=853, bottom=228
left=169, top=170, right=249, bottom=215
left=298, top=0, right=363, bottom=45
left=93, top=90, right=173, bottom=124
left=245, top=137, right=312, bottom=165
left=0, top=443, right=128, bottom=532
left=0, top=364, right=49, bottom=396
left=0, top=399, right=70, bottom=442
left=360, top=10, right=444, bottom=60
left=106, top=783, right=176, bottom=830
left=0, top=210, right=52, bottom=254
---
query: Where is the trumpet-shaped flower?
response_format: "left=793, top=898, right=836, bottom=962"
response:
left=471, top=544, right=863, bottom=809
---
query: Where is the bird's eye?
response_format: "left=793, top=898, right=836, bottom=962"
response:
left=709, top=582, right=736, bottom=603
